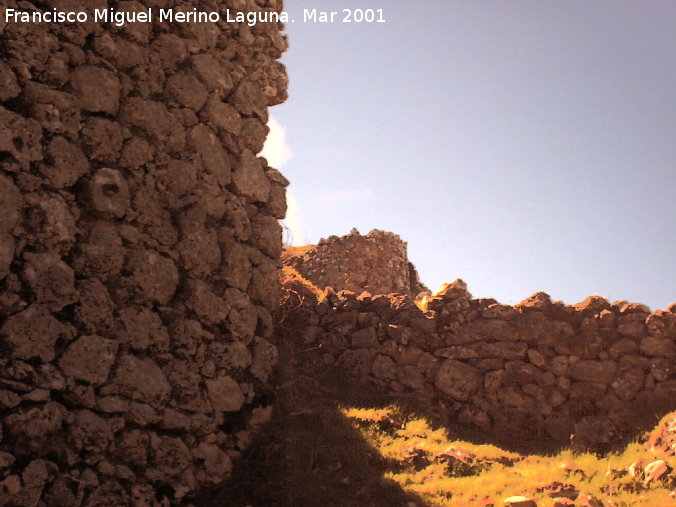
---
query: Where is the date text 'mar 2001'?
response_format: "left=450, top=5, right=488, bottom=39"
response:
left=304, top=8, right=385, bottom=23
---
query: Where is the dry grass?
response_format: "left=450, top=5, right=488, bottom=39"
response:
left=283, top=245, right=314, bottom=257
left=279, top=265, right=324, bottom=301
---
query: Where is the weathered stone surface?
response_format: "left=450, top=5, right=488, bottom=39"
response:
left=640, top=336, right=676, bottom=358
left=221, top=242, right=252, bottom=290
left=478, top=342, right=528, bottom=359
left=569, top=360, right=617, bottom=385
left=24, top=192, right=78, bottom=254
left=108, top=355, right=171, bottom=408
left=22, top=253, right=77, bottom=311
left=232, top=150, right=270, bottom=203
left=435, top=359, right=482, bottom=401
left=0, top=305, right=68, bottom=362
left=88, top=168, right=130, bottom=218
left=81, top=118, right=126, bottom=164
left=128, top=250, right=179, bottom=305
left=119, top=97, right=185, bottom=151
left=167, top=72, right=209, bottom=111
left=352, top=327, right=379, bottom=348
left=372, top=355, right=397, bottom=380
left=250, top=337, right=278, bottom=383
left=73, top=222, right=125, bottom=280
left=69, top=409, right=113, bottom=455
left=0, top=234, right=15, bottom=281
left=194, top=442, right=232, bottom=484
left=435, top=346, right=479, bottom=359
left=193, top=53, right=234, bottom=93
left=0, top=62, right=20, bottom=101
left=74, top=279, right=115, bottom=334
left=39, top=136, right=89, bottom=188
left=59, top=335, right=118, bottom=385
left=224, top=289, right=259, bottom=340
left=610, top=368, right=645, bottom=401
left=397, top=366, right=426, bottom=391
left=70, top=66, right=120, bottom=115
left=503, top=361, right=541, bottom=385
left=574, top=415, right=617, bottom=447
left=206, top=376, right=245, bottom=413
left=118, top=307, right=170, bottom=352
left=337, top=349, right=376, bottom=378
left=5, top=402, right=67, bottom=455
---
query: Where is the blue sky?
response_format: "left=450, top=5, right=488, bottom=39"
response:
left=262, top=0, right=676, bottom=310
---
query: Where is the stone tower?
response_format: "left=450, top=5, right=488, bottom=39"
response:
left=0, top=1, right=287, bottom=503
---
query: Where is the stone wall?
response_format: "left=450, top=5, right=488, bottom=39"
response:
left=285, top=279, right=676, bottom=450
left=0, top=1, right=287, bottom=504
left=283, top=228, right=427, bottom=298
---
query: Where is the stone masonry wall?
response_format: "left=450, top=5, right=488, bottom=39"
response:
left=284, top=228, right=427, bottom=299
left=286, top=279, right=676, bottom=451
left=0, top=1, right=287, bottom=504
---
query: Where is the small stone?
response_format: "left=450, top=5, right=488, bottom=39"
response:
left=0, top=453, right=15, bottom=469
left=527, top=349, right=546, bottom=367
left=59, top=335, right=118, bottom=385
left=643, top=459, right=670, bottom=486
left=22, top=252, right=77, bottom=311
left=351, top=327, right=379, bottom=348
left=503, top=496, right=537, bottom=507
left=250, top=337, right=278, bottom=383
left=0, top=390, right=21, bottom=409
left=205, top=376, right=245, bottom=413
left=70, top=66, right=120, bottom=115
left=109, top=355, right=171, bottom=407
left=0, top=304, right=67, bottom=362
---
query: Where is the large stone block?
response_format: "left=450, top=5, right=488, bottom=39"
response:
left=435, top=359, right=482, bottom=401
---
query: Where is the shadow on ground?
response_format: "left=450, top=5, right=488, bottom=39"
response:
left=195, top=323, right=670, bottom=507
left=195, top=334, right=428, bottom=507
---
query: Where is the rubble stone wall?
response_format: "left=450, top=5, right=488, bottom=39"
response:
left=284, top=228, right=427, bottom=298
left=287, top=280, right=676, bottom=450
left=0, top=1, right=287, bottom=504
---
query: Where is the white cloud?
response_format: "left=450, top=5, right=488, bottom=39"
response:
left=315, top=188, right=376, bottom=204
left=260, top=116, right=307, bottom=245
left=261, top=115, right=293, bottom=168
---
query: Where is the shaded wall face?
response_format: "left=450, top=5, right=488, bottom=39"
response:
left=0, top=1, right=287, bottom=503
left=290, top=282, right=676, bottom=450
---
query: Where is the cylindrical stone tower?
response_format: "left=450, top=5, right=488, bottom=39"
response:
left=0, top=1, right=287, bottom=503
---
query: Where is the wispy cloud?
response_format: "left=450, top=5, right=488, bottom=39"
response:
left=315, top=188, right=376, bottom=204
left=261, top=115, right=306, bottom=246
